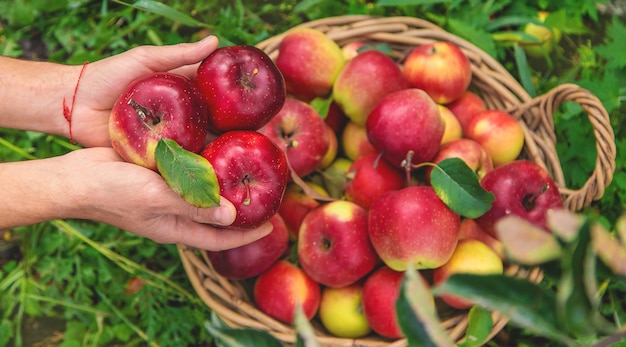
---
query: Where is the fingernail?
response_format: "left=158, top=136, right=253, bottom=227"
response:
left=212, top=206, right=233, bottom=226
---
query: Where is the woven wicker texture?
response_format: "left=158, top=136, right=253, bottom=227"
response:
left=179, top=15, right=617, bottom=347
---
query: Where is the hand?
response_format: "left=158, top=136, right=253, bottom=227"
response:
left=61, top=147, right=272, bottom=251
left=69, top=36, right=219, bottom=148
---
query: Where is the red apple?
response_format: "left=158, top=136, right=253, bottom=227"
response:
left=275, top=27, right=346, bottom=101
left=433, top=239, right=504, bottom=309
left=261, top=97, right=330, bottom=178
left=475, top=160, right=564, bottom=238
left=333, top=50, right=410, bottom=126
left=341, top=121, right=377, bottom=161
left=109, top=72, right=208, bottom=171
left=195, top=45, right=286, bottom=133
left=344, top=153, right=406, bottom=210
left=445, top=91, right=486, bottom=134
left=253, top=260, right=321, bottom=324
left=427, top=138, right=493, bottom=182
left=324, top=101, right=349, bottom=136
left=206, top=213, right=289, bottom=280
left=278, top=183, right=322, bottom=239
left=362, top=266, right=429, bottom=339
left=402, top=41, right=472, bottom=104
left=366, top=88, right=444, bottom=169
left=368, top=186, right=461, bottom=271
left=298, top=200, right=379, bottom=288
left=200, top=130, right=289, bottom=229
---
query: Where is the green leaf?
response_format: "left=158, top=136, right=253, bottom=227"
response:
left=513, top=44, right=537, bottom=98
left=155, top=138, right=221, bottom=208
left=429, top=157, right=494, bottom=218
left=204, top=312, right=284, bottom=347
left=594, top=16, right=626, bottom=70
left=309, top=96, right=333, bottom=119
left=396, top=267, right=454, bottom=347
left=294, top=303, right=321, bottom=347
left=433, top=273, right=573, bottom=345
left=129, top=0, right=209, bottom=28
left=458, top=306, right=493, bottom=347
left=484, top=15, right=542, bottom=32
left=375, top=0, right=449, bottom=6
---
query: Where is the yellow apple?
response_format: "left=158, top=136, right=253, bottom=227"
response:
left=438, top=104, right=463, bottom=144
left=319, top=283, right=371, bottom=338
left=433, top=239, right=504, bottom=309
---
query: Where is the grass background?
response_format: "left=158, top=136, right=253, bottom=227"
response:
left=1, top=0, right=624, bottom=346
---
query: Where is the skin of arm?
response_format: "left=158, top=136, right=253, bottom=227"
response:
left=0, top=36, right=273, bottom=251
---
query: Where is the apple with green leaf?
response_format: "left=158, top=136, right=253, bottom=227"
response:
left=109, top=72, right=209, bottom=171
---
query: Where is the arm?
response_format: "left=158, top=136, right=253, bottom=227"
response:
left=0, top=35, right=219, bottom=147
left=0, top=147, right=272, bottom=251
left=0, top=36, right=274, bottom=251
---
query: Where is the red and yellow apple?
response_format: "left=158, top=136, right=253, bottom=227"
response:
left=344, top=153, right=406, bottom=210
left=253, top=260, right=321, bottom=324
left=464, top=109, right=525, bottom=167
left=366, top=88, right=444, bottom=169
left=298, top=200, right=379, bottom=288
left=402, top=41, right=472, bottom=104
left=341, top=121, right=377, bottom=161
left=109, top=72, right=209, bottom=171
left=262, top=97, right=330, bottom=178
left=333, top=50, right=410, bottom=126
left=427, top=138, right=493, bottom=182
left=368, top=186, right=461, bottom=271
left=275, top=27, right=346, bottom=101
left=438, top=104, right=463, bottom=144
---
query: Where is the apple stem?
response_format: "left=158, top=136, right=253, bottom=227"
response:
left=128, top=99, right=161, bottom=125
left=242, top=176, right=252, bottom=206
left=401, top=150, right=415, bottom=186
left=522, top=184, right=549, bottom=211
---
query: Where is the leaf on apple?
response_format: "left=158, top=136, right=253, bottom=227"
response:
left=293, top=303, right=321, bottom=347
left=457, top=306, right=494, bottom=347
left=433, top=273, right=574, bottom=345
left=396, top=267, right=455, bottom=347
left=204, top=312, right=284, bottom=347
left=155, top=138, right=221, bottom=208
left=495, top=215, right=562, bottom=265
left=429, top=157, right=495, bottom=218
left=309, top=96, right=333, bottom=119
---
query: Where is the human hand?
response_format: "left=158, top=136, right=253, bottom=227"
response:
left=69, top=36, right=219, bottom=148
left=60, top=146, right=272, bottom=251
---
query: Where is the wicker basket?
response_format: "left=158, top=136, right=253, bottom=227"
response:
left=178, top=15, right=617, bottom=346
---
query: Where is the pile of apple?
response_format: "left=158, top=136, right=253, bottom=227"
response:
left=108, top=27, right=565, bottom=341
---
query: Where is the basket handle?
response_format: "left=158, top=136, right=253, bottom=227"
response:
left=505, top=83, right=616, bottom=211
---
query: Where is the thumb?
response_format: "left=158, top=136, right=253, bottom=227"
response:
left=138, top=35, right=220, bottom=75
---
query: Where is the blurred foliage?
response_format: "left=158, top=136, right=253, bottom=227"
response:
left=0, top=0, right=624, bottom=346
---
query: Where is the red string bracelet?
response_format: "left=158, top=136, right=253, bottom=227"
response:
left=62, top=61, right=89, bottom=145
